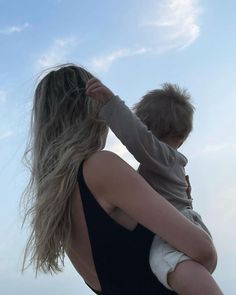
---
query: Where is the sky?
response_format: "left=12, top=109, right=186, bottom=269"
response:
left=0, top=0, right=236, bottom=294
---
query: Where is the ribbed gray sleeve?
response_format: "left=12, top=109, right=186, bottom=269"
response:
left=100, top=95, right=183, bottom=171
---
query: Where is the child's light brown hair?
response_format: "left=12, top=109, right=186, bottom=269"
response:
left=133, top=83, right=195, bottom=141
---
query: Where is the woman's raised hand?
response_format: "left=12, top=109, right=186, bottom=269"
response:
left=86, top=78, right=114, bottom=103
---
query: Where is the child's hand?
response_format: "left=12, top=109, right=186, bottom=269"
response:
left=86, top=78, right=114, bottom=103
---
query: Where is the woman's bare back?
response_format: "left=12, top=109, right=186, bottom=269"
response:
left=67, top=168, right=138, bottom=291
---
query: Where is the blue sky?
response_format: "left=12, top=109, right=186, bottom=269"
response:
left=0, top=0, right=236, bottom=294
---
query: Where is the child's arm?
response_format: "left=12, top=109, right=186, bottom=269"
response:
left=86, top=78, right=180, bottom=170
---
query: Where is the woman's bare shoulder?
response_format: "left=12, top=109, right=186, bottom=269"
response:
left=85, top=150, right=123, bottom=165
left=84, top=150, right=131, bottom=180
left=83, top=149, right=139, bottom=201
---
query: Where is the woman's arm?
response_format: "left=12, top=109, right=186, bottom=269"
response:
left=84, top=151, right=217, bottom=273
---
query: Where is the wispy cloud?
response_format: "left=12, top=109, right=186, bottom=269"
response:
left=89, top=0, right=201, bottom=72
left=0, top=23, right=29, bottom=35
left=201, top=143, right=229, bottom=154
left=36, top=37, right=78, bottom=70
left=105, top=131, right=139, bottom=169
left=0, top=130, right=14, bottom=140
left=190, top=142, right=236, bottom=159
left=0, top=90, right=7, bottom=103
left=141, top=0, right=201, bottom=50
left=90, top=47, right=151, bottom=72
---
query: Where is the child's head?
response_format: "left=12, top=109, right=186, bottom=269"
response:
left=133, top=83, right=195, bottom=146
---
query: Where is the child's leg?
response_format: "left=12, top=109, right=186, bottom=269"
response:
left=168, top=259, right=223, bottom=295
left=150, top=235, right=223, bottom=294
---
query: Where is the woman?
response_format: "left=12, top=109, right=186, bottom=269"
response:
left=22, top=64, right=216, bottom=295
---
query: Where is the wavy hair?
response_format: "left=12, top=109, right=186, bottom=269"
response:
left=21, top=64, right=108, bottom=274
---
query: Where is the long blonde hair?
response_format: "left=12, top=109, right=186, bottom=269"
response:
left=21, top=64, right=108, bottom=274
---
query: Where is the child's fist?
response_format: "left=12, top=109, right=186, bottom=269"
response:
left=86, top=78, right=114, bottom=103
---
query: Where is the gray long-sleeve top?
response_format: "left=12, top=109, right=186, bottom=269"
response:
left=100, top=95, right=193, bottom=211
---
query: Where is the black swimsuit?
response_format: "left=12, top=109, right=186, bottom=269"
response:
left=77, top=161, right=176, bottom=295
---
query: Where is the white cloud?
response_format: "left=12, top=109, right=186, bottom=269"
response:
left=0, top=130, right=14, bottom=140
left=0, top=23, right=29, bottom=35
left=141, top=0, right=201, bottom=50
left=0, top=90, right=7, bottom=103
left=190, top=142, right=236, bottom=159
left=89, top=0, right=201, bottom=72
left=201, top=143, right=229, bottom=153
left=36, top=37, right=78, bottom=70
left=105, top=131, right=139, bottom=169
left=90, top=47, right=151, bottom=72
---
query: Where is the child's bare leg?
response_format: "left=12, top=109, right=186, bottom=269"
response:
left=168, top=260, right=223, bottom=295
